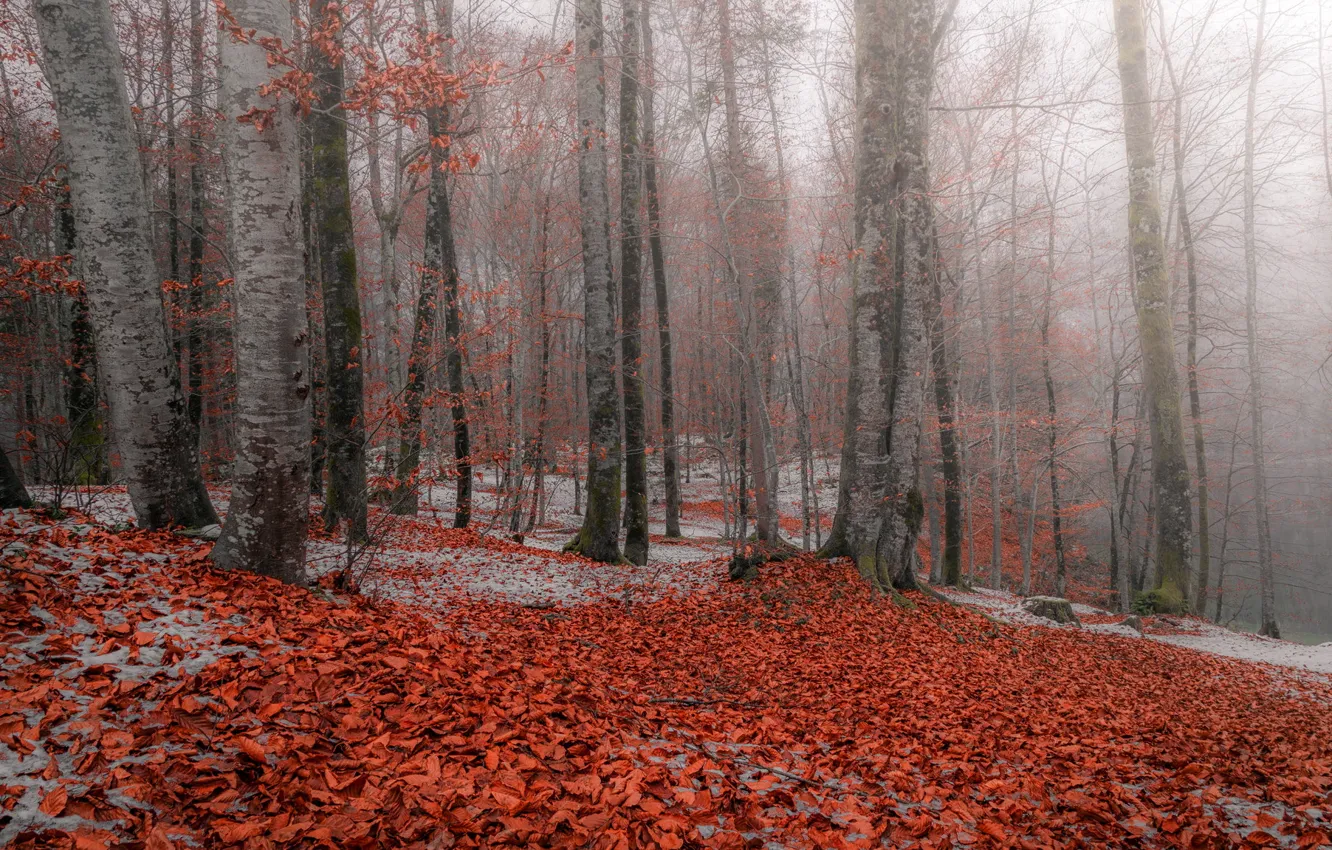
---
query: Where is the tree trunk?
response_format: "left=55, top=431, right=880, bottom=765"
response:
left=526, top=198, right=553, bottom=533
left=310, top=0, right=368, bottom=541
left=565, top=0, right=623, bottom=563
left=211, top=0, right=310, bottom=583
left=1157, top=0, right=1212, bottom=618
left=1111, top=0, right=1193, bottom=608
left=0, top=443, right=30, bottom=509
left=928, top=232, right=963, bottom=586
left=186, top=0, right=206, bottom=448
left=55, top=174, right=106, bottom=484
left=1040, top=141, right=1069, bottom=597
left=641, top=0, right=681, bottom=539
left=393, top=0, right=470, bottom=526
left=34, top=0, right=216, bottom=530
left=717, top=0, right=779, bottom=543
left=1242, top=0, right=1278, bottom=638
left=619, top=0, right=649, bottom=565
left=839, top=0, right=936, bottom=591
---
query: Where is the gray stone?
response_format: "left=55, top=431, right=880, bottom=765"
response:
left=178, top=524, right=221, bottom=541
left=1022, top=596, right=1081, bottom=626
left=1122, top=614, right=1143, bottom=633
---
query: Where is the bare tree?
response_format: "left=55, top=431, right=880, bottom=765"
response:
left=1111, top=0, right=1193, bottom=611
left=641, top=0, right=681, bottom=539
left=620, top=0, right=649, bottom=565
left=565, top=0, right=623, bottom=563
left=34, top=0, right=217, bottom=530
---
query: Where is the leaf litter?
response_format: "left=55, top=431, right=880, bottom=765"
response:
left=1, top=504, right=1329, bottom=849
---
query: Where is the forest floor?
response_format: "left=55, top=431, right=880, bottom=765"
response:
left=3, top=470, right=1331, bottom=849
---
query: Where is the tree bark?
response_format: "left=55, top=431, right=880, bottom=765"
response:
left=186, top=0, right=206, bottom=446
left=565, top=0, right=623, bottom=563
left=641, top=0, right=681, bottom=540
left=1242, top=0, right=1278, bottom=638
left=310, top=0, right=368, bottom=541
left=0, top=443, right=30, bottom=509
left=211, top=0, right=311, bottom=583
left=393, top=0, right=470, bottom=527
left=928, top=232, right=962, bottom=586
left=717, top=0, right=780, bottom=543
left=839, top=0, right=936, bottom=591
left=1111, top=0, right=1193, bottom=608
left=34, top=0, right=216, bottom=530
left=619, top=0, right=649, bottom=565
left=1157, top=0, right=1212, bottom=618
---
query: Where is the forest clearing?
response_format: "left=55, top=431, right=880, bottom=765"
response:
left=3, top=0, right=1332, bottom=845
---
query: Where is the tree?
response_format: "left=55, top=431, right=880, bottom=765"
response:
left=0, top=444, right=30, bottom=509
left=210, top=0, right=310, bottom=583
left=186, top=0, right=207, bottom=442
left=619, top=0, right=649, bottom=565
left=565, top=0, right=623, bottom=563
left=310, top=0, right=368, bottom=542
left=837, top=0, right=938, bottom=591
left=1242, top=0, right=1278, bottom=638
left=34, top=0, right=216, bottom=530
left=392, top=0, right=471, bottom=527
left=1155, top=0, right=1212, bottom=616
left=1111, top=0, right=1193, bottom=611
left=641, top=0, right=681, bottom=540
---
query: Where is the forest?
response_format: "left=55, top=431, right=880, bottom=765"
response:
left=1, top=0, right=1331, bottom=846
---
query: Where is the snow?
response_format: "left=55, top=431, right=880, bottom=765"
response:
left=0, top=514, right=259, bottom=846
left=935, top=583, right=1332, bottom=677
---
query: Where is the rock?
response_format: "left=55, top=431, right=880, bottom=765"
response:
left=1021, top=596, right=1081, bottom=626
left=1122, top=614, right=1143, bottom=633
left=179, top=524, right=221, bottom=541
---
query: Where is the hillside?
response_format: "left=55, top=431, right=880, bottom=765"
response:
left=2, top=501, right=1330, bottom=849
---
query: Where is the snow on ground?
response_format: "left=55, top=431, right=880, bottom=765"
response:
left=0, top=510, right=258, bottom=845
left=28, top=463, right=1332, bottom=680
left=936, top=583, right=1332, bottom=677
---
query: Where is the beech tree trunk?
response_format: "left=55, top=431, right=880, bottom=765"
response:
left=839, top=0, right=936, bottom=591
left=310, top=0, right=368, bottom=541
left=565, top=0, right=623, bottom=563
left=54, top=175, right=105, bottom=484
left=1112, top=0, right=1193, bottom=608
left=717, top=0, right=779, bottom=543
left=619, top=0, right=649, bottom=565
left=0, top=444, right=30, bottom=509
left=1156, top=0, right=1211, bottom=617
left=34, top=0, right=216, bottom=530
left=928, top=233, right=962, bottom=586
left=211, top=0, right=310, bottom=583
left=186, top=0, right=206, bottom=444
left=642, top=0, right=681, bottom=540
left=1243, top=0, right=1279, bottom=639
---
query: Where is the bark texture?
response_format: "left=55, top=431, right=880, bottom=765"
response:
left=565, top=0, right=623, bottom=563
left=928, top=234, right=962, bottom=586
left=0, top=446, right=30, bottom=509
left=211, top=0, right=311, bottom=583
left=34, top=0, right=216, bottom=530
left=1242, top=0, right=1278, bottom=638
left=619, top=0, right=649, bottom=565
left=311, top=0, right=368, bottom=541
left=641, top=0, right=680, bottom=539
left=838, top=0, right=936, bottom=591
left=1112, top=0, right=1193, bottom=607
